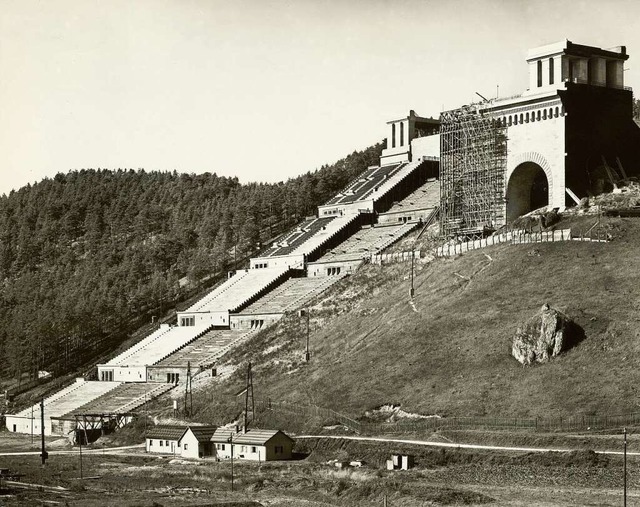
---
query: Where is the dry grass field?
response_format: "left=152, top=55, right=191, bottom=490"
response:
left=183, top=214, right=640, bottom=430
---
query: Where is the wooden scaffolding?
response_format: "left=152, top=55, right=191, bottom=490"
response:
left=439, top=104, right=508, bottom=238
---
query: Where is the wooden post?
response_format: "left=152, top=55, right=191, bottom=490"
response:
left=624, top=427, right=627, bottom=507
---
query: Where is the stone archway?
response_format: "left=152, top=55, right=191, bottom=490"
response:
left=506, top=162, right=549, bottom=222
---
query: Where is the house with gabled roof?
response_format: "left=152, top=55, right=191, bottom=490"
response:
left=145, top=424, right=187, bottom=455
left=211, top=428, right=294, bottom=461
left=178, top=425, right=217, bottom=459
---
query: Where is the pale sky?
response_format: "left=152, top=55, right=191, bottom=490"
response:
left=1, top=0, right=640, bottom=195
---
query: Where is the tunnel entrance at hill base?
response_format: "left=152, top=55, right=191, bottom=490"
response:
left=506, top=162, right=549, bottom=222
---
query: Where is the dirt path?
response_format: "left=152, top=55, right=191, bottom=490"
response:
left=0, top=443, right=145, bottom=456
left=297, top=434, right=640, bottom=456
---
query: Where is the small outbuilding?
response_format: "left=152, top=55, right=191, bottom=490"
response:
left=178, top=425, right=217, bottom=459
left=211, top=428, right=294, bottom=462
left=145, top=425, right=187, bottom=455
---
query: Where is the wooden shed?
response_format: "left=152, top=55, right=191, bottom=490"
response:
left=211, top=428, right=294, bottom=461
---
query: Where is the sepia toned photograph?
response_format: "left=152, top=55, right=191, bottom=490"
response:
left=1, top=0, right=640, bottom=505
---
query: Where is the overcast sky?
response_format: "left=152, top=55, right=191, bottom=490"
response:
left=1, top=0, right=639, bottom=196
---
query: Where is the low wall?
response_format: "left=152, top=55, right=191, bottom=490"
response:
left=371, top=250, right=421, bottom=265
left=230, top=313, right=283, bottom=330
left=434, top=229, right=574, bottom=257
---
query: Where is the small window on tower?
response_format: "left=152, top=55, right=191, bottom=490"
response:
left=537, top=60, right=543, bottom=87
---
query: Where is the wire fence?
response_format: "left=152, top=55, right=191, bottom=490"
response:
left=246, top=398, right=640, bottom=434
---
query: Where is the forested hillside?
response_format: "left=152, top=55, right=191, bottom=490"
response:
left=0, top=143, right=383, bottom=382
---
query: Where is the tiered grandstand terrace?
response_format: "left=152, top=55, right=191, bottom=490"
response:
left=178, top=267, right=291, bottom=319
left=319, top=222, right=418, bottom=260
left=103, top=324, right=211, bottom=368
left=6, top=379, right=121, bottom=435
left=260, top=217, right=336, bottom=257
left=154, top=329, right=255, bottom=368
left=238, top=276, right=344, bottom=316
left=64, top=382, right=174, bottom=417
left=324, top=163, right=406, bottom=206
left=378, top=178, right=440, bottom=224
left=287, top=214, right=360, bottom=257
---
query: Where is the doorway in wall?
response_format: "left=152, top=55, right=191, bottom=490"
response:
left=506, top=162, right=549, bottom=222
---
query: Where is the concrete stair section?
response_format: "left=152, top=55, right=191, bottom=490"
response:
left=369, top=222, right=418, bottom=252
left=186, top=269, right=253, bottom=312
left=106, top=324, right=212, bottom=367
left=319, top=222, right=418, bottom=260
left=240, top=275, right=345, bottom=315
left=183, top=267, right=291, bottom=314
left=260, top=217, right=336, bottom=257
left=16, top=379, right=122, bottom=421
left=106, top=325, right=174, bottom=366
left=156, top=329, right=255, bottom=367
left=290, top=213, right=361, bottom=258
left=65, top=382, right=175, bottom=417
left=323, top=165, right=394, bottom=206
left=384, top=178, right=440, bottom=214
left=370, top=159, right=427, bottom=205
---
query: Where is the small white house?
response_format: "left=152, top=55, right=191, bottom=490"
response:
left=211, top=428, right=294, bottom=462
left=145, top=425, right=187, bottom=455
left=177, top=426, right=216, bottom=459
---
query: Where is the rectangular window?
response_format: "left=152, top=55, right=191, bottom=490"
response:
left=251, top=446, right=257, bottom=453
left=549, top=57, right=554, bottom=84
left=537, top=60, right=542, bottom=87
left=275, top=446, right=283, bottom=454
left=241, top=445, right=247, bottom=453
left=160, top=441, right=163, bottom=447
left=149, top=440, right=153, bottom=446
left=166, top=441, right=169, bottom=446
left=184, top=443, right=188, bottom=450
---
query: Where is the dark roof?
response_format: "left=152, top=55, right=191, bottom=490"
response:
left=180, top=425, right=217, bottom=443
left=145, top=425, right=188, bottom=440
left=211, top=428, right=294, bottom=445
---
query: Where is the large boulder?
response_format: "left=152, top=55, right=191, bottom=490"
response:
left=511, top=304, right=582, bottom=365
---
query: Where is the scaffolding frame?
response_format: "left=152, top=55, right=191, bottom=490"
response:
left=439, top=104, right=507, bottom=238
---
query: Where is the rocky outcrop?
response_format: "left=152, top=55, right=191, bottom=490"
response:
left=512, top=304, right=582, bottom=365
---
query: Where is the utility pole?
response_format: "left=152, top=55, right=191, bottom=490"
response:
left=79, top=421, right=83, bottom=480
left=410, top=249, right=415, bottom=299
left=243, top=362, right=255, bottom=433
left=624, top=427, right=627, bottom=507
left=305, top=309, right=310, bottom=362
left=40, top=398, right=47, bottom=466
left=299, top=309, right=310, bottom=362
left=184, top=361, right=193, bottom=418
left=229, top=433, right=234, bottom=492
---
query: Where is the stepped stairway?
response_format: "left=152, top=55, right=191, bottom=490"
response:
left=104, top=324, right=213, bottom=367
left=6, top=379, right=122, bottom=435
left=318, top=222, right=418, bottom=262
left=370, top=159, right=433, bottom=206
left=260, top=217, right=336, bottom=257
left=64, top=382, right=175, bottom=417
left=182, top=267, right=291, bottom=314
left=383, top=178, right=440, bottom=215
left=239, top=275, right=346, bottom=316
left=156, top=329, right=256, bottom=368
left=288, top=213, right=361, bottom=258
left=324, top=163, right=405, bottom=205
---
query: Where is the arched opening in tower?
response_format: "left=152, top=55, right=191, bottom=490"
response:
left=506, top=162, right=549, bottom=222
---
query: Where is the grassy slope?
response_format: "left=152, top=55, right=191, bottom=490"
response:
left=177, top=215, right=640, bottom=424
